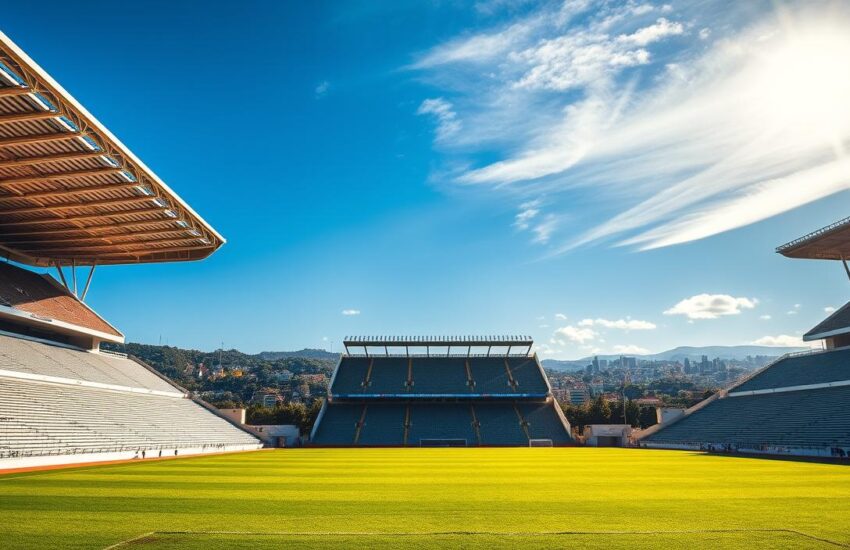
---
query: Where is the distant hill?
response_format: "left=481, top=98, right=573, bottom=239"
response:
left=258, top=349, right=339, bottom=361
left=542, top=345, right=808, bottom=371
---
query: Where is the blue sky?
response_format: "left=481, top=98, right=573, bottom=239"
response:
left=5, top=0, right=850, bottom=358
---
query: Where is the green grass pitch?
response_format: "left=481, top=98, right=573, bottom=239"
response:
left=1, top=448, right=849, bottom=549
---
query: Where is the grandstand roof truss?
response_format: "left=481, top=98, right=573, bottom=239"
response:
left=776, top=215, right=850, bottom=261
left=343, top=335, right=534, bottom=357
left=0, top=32, right=224, bottom=267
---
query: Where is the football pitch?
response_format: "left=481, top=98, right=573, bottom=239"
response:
left=1, top=448, right=849, bottom=549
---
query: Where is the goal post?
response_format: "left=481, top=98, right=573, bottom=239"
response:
left=529, top=438, right=553, bottom=447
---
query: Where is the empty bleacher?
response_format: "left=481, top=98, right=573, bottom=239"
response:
left=474, top=404, right=528, bottom=445
left=329, top=357, right=370, bottom=394
left=310, top=403, right=362, bottom=445
left=410, top=358, right=471, bottom=394
left=365, top=358, right=409, bottom=394
left=0, top=377, right=260, bottom=459
left=0, top=333, right=262, bottom=463
left=644, top=385, right=850, bottom=449
left=358, top=405, right=405, bottom=445
left=518, top=402, right=572, bottom=444
left=0, top=333, right=177, bottom=393
left=468, top=358, right=514, bottom=394
left=733, top=349, right=850, bottom=393
left=312, top=337, right=572, bottom=447
left=508, top=358, right=549, bottom=393
left=407, top=404, right=476, bottom=445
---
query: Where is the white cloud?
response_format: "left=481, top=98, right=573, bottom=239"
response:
left=751, top=334, right=814, bottom=348
left=417, top=98, right=461, bottom=141
left=514, top=200, right=540, bottom=230
left=825, top=306, right=837, bottom=314
left=341, top=309, right=361, bottom=316
left=531, top=214, right=557, bottom=244
left=578, top=317, right=656, bottom=330
left=555, top=313, right=568, bottom=320
left=555, top=325, right=597, bottom=344
left=315, top=81, right=330, bottom=98
left=414, top=3, right=850, bottom=253
left=759, top=314, right=772, bottom=320
left=664, top=294, right=756, bottom=320
left=617, top=18, right=684, bottom=47
left=613, top=344, right=650, bottom=355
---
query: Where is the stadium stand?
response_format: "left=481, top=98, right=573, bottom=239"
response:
left=312, top=336, right=572, bottom=446
left=641, top=219, right=850, bottom=457
left=0, top=32, right=262, bottom=469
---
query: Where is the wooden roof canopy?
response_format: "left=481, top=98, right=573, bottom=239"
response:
left=776, top=216, right=850, bottom=260
left=0, top=31, right=224, bottom=267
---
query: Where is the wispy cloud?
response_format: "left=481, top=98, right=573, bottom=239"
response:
left=413, top=2, right=850, bottom=253
left=579, top=318, right=656, bottom=330
left=752, top=334, right=815, bottom=348
left=417, top=98, right=462, bottom=141
left=613, top=344, right=651, bottom=355
left=341, top=309, right=361, bottom=316
left=315, top=80, right=330, bottom=98
left=664, top=294, right=756, bottom=320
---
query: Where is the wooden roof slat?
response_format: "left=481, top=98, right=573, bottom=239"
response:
left=0, top=86, right=32, bottom=97
left=0, top=110, right=60, bottom=125
left=0, top=220, right=184, bottom=237
left=0, top=167, right=123, bottom=187
left=0, top=181, right=139, bottom=201
left=0, top=194, right=155, bottom=216
left=5, top=228, right=196, bottom=245
left=0, top=206, right=167, bottom=227
left=19, top=236, right=206, bottom=253
left=0, top=150, right=110, bottom=168
left=0, top=131, right=83, bottom=148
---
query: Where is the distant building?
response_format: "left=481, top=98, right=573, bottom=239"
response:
left=568, top=388, right=590, bottom=405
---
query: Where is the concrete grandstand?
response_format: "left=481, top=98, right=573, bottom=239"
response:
left=0, top=33, right=261, bottom=470
left=640, top=218, right=850, bottom=457
left=311, top=336, right=572, bottom=446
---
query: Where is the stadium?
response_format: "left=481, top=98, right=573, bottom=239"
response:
left=1, top=20, right=850, bottom=550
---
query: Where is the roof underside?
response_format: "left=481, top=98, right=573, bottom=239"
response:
left=776, top=216, right=850, bottom=260
left=0, top=32, right=224, bottom=267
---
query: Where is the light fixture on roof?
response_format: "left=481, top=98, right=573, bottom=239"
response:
left=77, top=135, right=100, bottom=151
left=27, top=92, right=54, bottom=112
left=0, top=62, right=24, bottom=86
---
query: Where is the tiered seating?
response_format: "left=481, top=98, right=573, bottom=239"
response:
left=518, top=403, right=572, bottom=444
left=329, top=357, right=370, bottom=394
left=313, top=347, right=572, bottom=446
left=358, top=405, right=405, bottom=445
left=407, top=404, right=476, bottom=444
left=469, top=358, right=513, bottom=393
left=310, top=404, right=361, bottom=445
left=644, top=386, right=850, bottom=448
left=474, top=404, right=528, bottom=445
left=0, top=377, right=260, bottom=458
left=734, top=349, right=850, bottom=392
left=410, top=358, right=470, bottom=394
left=0, top=333, right=176, bottom=393
left=365, top=358, right=409, bottom=394
left=508, top=358, right=549, bottom=393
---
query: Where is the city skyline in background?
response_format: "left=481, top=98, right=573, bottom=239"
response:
left=3, top=0, right=850, bottom=359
